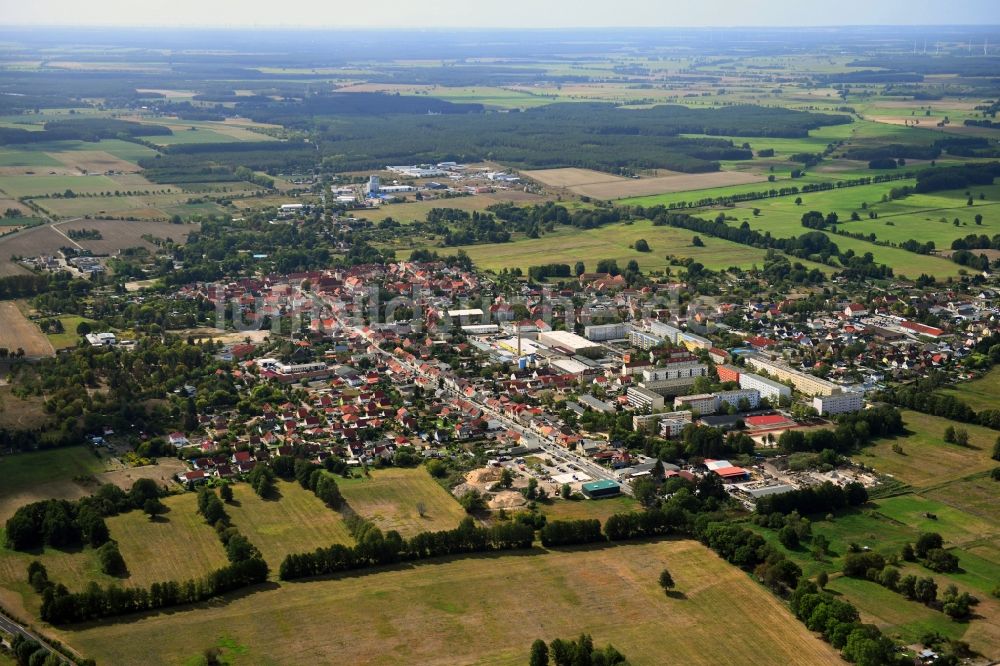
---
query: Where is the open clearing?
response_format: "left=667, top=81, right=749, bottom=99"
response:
left=54, top=218, right=196, bottom=255
left=226, top=480, right=354, bottom=567
left=525, top=167, right=765, bottom=199
left=857, top=410, right=1000, bottom=489
left=338, top=468, right=468, bottom=537
left=0, top=385, right=51, bottom=431
left=0, top=447, right=108, bottom=522
left=107, top=492, right=230, bottom=588
left=58, top=539, right=843, bottom=666
left=0, top=301, right=54, bottom=358
left=938, top=367, right=1000, bottom=412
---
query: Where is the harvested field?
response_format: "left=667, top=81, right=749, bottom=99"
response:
left=107, top=492, right=230, bottom=588
left=338, top=468, right=467, bottom=537
left=54, top=218, right=196, bottom=255
left=59, top=539, right=843, bottom=666
left=0, top=301, right=53, bottom=358
left=524, top=167, right=765, bottom=199
left=48, top=150, right=142, bottom=174
left=226, top=480, right=354, bottom=567
left=0, top=447, right=109, bottom=522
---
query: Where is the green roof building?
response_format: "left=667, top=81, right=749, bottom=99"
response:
left=581, top=479, right=621, bottom=499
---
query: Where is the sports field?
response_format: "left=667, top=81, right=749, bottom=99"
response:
left=338, top=468, right=468, bottom=537
left=226, top=480, right=354, bottom=567
left=57, top=539, right=843, bottom=666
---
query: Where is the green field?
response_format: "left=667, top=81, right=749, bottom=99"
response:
left=139, top=127, right=242, bottom=145
left=56, top=539, right=844, bottom=666
left=226, top=480, right=354, bottom=567
left=0, top=447, right=106, bottom=521
left=107, top=493, right=230, bottom=588
left=338, top=467, right=468, bottom=537
left=400, top=219, right=829, bottom=275
left=938, top=367, right=1000, bottom=412
left=538, top=495, right=639, bottom=523
left=857, top=410, right=1000, bottom=489
left=45, top=315, right=97, bottom=350
left=0, top=174, right=122, bottom=198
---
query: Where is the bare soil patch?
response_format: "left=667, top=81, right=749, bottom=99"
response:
left=48, top=150, right=141, bottom=174
left=524, top=166, right=764, bottom=199
left=0, top=301, right=53, bottom=358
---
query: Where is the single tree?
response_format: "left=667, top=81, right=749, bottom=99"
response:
left=659, top=568, right=675, bottom=593
left=143, top=498, right=166, bottom=521
left=816, top=571, right=828, bottom=589
left=219, top=483, right=233, bottom=503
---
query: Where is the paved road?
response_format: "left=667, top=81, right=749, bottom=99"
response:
left=0, top=608, right=72, bottom=662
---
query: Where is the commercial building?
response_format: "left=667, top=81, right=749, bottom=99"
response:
left=538, top=330, right=602, bottom=356
left=626, top=386, right=665, bottom=411
left=813, top=391, right=865, bottom=416
left=738, top=371, right=792, bottom=402
left=705, top=459, right=750, bottom=482
left=744, top=354, right=840, bottom=396
left=581, top=479, right=621, bottom=499
left=584, top=323, right=628, bottom=341
left=367, top=175, right=380, bottom=195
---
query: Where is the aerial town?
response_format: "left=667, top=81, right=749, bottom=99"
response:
left=1, top=12, right=999, bottom=666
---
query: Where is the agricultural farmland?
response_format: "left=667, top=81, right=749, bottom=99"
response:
left=525, top=166, right=765, bottom=199
left=57, top=539, right=844, bottom=666
left=400, top=218, right=829, bottom=274
left=0, top=300, right=53, bottom=358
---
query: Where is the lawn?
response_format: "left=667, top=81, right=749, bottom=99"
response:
left=938, top=367, right=1000, bottom=413
left=857, top=410, right=1000, bottom=489
left=225, top=480, right=354, bottom=568
left=400, top=219, right=829, bottom=275
left=873, top=495, right=997, bottom=547
left=338, top=467, right=468, bottom=537
left=0, top=447, right=107, bottom=522
left=538, top=495, right=639, bottom=523
left=107, top=492, right=230, bottom=588
left=57, top=540, right=843, bottom=666
left=45, top=315, right=97, bottom=350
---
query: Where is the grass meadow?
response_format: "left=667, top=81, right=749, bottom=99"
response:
left=57, top=539, right=843, bottom=666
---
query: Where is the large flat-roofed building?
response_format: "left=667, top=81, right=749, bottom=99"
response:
left=581, top=479, right=621, bottom=499
left=629, top=329, right=661, bottom=351
left=813, top=391, right=864, bottom=416
left=538, top=330, right=602, bottom=356
left=673, top=393, right=718, bottom=415
left=584, top=323, right=628, bottom=341
left=744, top=353, right=840, bottom=396
left=627, top=386, right=665, bottom=411
left=717, top=364, right=742, bottom=384
left=649, top=320, right=682, bottom=344
left=738, top=371, right=792, bottom=402
left=642, top=362, right=707, bottom=383
left=717, top=389, right=760, bottom=410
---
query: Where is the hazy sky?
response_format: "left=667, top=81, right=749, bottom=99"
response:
left=4, top=0, right=999, bottom=28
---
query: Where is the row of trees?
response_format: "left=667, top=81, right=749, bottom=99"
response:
left=528, top=634, right=628, bottom=666
left=279, top=517, right=534, bottom=580
left=754, top=480, right=868, bottom=516
left=538, top=519, right=603, bottom=547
